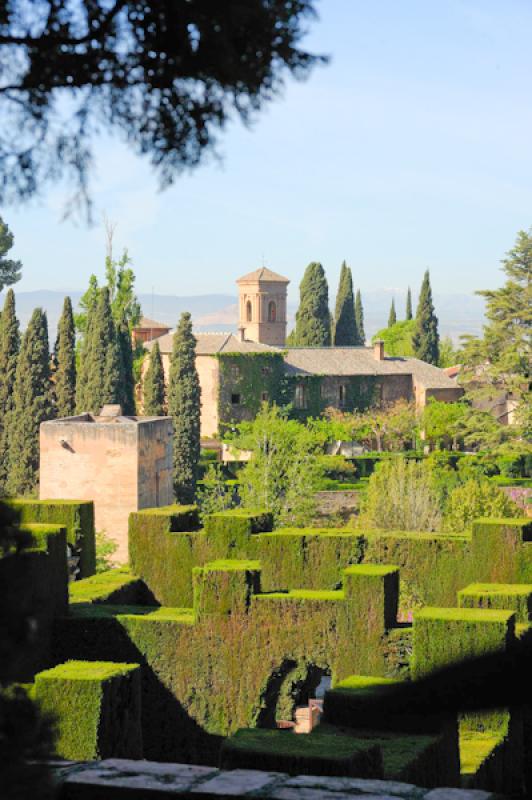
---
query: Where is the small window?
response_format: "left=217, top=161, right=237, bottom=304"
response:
left=261, top=366, right=271, bottom=376
left=231, top=393, right=241, bottom=406
left=294, top=383, right=307, bottom=410
left=246, top=301, right=252, bottom=322
left=339, top=385, right=347, bottom=408
left=261, top=391, right=269, bottom=402
left=268, top=301, right=277, bottom=323
left=231, top=365, right=240, bottom=380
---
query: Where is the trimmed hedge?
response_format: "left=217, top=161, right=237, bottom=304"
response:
left=220, top=728, right=382, bottom=778
left=471, top=518, right=532, bottom=584
left=35, top=660, right=142, bottom=760
left=69, top=567, right=155, bottom=607
left=412, top=606, right=516, bottom=680
left=1, top=523, right=68, bottom=680
left=193, top=560, right=261, bottom=619
left=458, top=582, right=532, bottom=623
left=6, top=498, right=96, bottom=577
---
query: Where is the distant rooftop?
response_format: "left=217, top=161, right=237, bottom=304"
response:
left=236, top=267, right=290, bottom=284
left=44, top=405, right=169, bottom=425
left=146, top=331, right=280, bottom=356
left=135, top=316, right=171, bottom=330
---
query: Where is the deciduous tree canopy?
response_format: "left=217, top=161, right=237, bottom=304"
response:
left=0, top=1, right=323, bottom=213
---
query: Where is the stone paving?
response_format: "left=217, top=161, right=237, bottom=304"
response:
left=50, top=758, right=501, bottom=800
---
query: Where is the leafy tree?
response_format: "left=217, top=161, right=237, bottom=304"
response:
left=117, top=319, right=136, bottom=415
left=0, top=216, right=22, bottom=291
left=460, top=227, right=532, bottom=438
left=443, top=479, right=520, bottom=533
left=406, top=287, right=413, bottom=320
left=355, top=289, right=365, bottom=345
left=438, top=336, right=460, bottom=368
left=53, top=296, right=76, bottom=417
left=168, top=312, right=201, bottom=503
left=292, top=262, right=331, bottom=346
left=421, top=400, right=467, bottom=450
left=388, top=298, right=397, bottom=327
left=0, top=290, right=19, bottom=491
left=232, top=404, right=322, bottom=525
left=5, top=309, right=52, bottom=495
left=0, top=2, right=323, bottom=214
left=358, top=458, right=442, bottom=532
left=74, top=274, right=99, bottom=338
left=143, top=341, right=166, bottom=416
left=325, top=400, right=417, bottom=453
left=333, top=261, right=358, bottom=345
left=76, top=288, right=122, bottom=414
left=197, top=463, right=235, bottom=522
left=372, top=320, right=415, bottom=357
left=412, top=270, right=439, bottom=365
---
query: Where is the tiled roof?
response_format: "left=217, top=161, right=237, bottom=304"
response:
left=284, top=347, right=459, bottom=389
left=145, top=332, right=280, bottom=356
left=135, top=317, right=170, bottom=330
left=236, top=267, right=289, bottom=284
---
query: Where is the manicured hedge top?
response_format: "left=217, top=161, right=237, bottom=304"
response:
left=133, top=504, right=197, bottom=518
left=224, top=728, right=380, bottom=761
left=415, top=606, right=516, bottom=624
left=459, top=583, right=532, bottom=597
left=344, top=564, right=399, bottom=578
left=69, top=568, right=140, bottom=604
left=256, top=589, right=343, bottom=602
left=333, top=674, right=400, bottom=692
left=36, top=659, right=138, bottom=682
left=200, top=559, right=261, bottom=572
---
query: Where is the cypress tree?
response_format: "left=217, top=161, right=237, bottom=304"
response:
left=406, top=287, right=413, bottom=320
left=388, top=298, right=397, bottom=327
left=292, top=262, right=331, bottom=346
left=412, top=270, right=440, bottom=365
left=333, top=261, right=358, bottom=345
left=0, top=289, right=20, bottom=490
left=53, top=296, right=76, bottom=417
left=143, top=340, right=166, bottom=416
left=76, top=288, right=122, bottom=413
left=118, top=318, right=135, bottom=415
left=5, top=308, right=52, bottom=495
left=168, top=312, right=201, bottom=504
left=355, top=289, right=365, bottom=345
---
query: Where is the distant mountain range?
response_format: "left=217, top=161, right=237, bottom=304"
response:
left=0, top=288, right=485, bottom=344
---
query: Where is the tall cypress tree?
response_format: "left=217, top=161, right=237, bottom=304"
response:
left=53, top=296, right=76, bottom=417
left=118, top=319, right=135, bottom=415
left=292, top=262, right=331, bottom=346
left=355, top=289, right=365, bottom=345
left=412, top=270, right=440, bottom=365
left=168, top=312, right=201, bottom=504
left=5, top=308, right=52, bottom=495
left=76, top=288, right=122, bottom=413
left=388, top=298, right=397, bottom=327
left=0, top=290, right=20, bottom=491
left=143, top=341, right=166, bottom=416
left=333, top=261, right=358, bottom=345
left=406, top=287, right=413, bottom=320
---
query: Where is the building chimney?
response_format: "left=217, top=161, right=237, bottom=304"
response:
left=238, top=326, right=246, bottom=342
left=373, top=340, right=385, bottom=361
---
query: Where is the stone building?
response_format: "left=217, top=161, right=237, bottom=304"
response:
left=40, top=406, right=173, bottom=562
left=143, top=268, right=463, bottom=438
left=132, top=316, right=171, bottom=346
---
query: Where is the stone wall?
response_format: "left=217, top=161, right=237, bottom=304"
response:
left=137, top=418, right=173, bottom=510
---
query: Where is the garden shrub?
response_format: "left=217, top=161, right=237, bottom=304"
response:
left=471, top=518, right=532, bottom=584
left=193, top=560, right=261, bottom=619
left=5, top=498, right=95, bottom=577
left=34, top=660, right=142, bottom=760
left=443, top=479, right=521, bottom=533
left=69, top=566, right=155, bottom=606
left=458, top=583, right=532, bottom=622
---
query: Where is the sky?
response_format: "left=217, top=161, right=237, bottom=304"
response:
left=5, top=0, right=532, bottom=302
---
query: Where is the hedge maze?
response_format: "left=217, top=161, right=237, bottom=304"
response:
left=6, top=501, right=532, bottom=793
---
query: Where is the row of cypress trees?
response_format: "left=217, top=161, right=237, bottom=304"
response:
left=288, top=261, right=366, bottom=347
left=141, top=313, right=201, bottom=505
left=0, top=288, right=137, bottom=496
left=288, top=261, right=440, bottom=365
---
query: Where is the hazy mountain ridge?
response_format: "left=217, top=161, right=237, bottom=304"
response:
left=0, top=289, right=485, bottom=343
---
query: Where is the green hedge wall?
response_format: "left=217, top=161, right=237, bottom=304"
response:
left=2, top=523, right=68, bottom=680
left=35, top=660, right=142, bottom=760
left=458, top=583, right=532, bottom=623
left=69, top=566, right=155, bottom=607
left=6, top=498, right=96, bottom=577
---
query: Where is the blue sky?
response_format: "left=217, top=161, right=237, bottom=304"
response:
left=6, top=0, right=532, bottom=302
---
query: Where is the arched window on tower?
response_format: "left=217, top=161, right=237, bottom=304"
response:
left=268, top=301, right=277, bottom=323
left=246, top=301, right=252, bottom=322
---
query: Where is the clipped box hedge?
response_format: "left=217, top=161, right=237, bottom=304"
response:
left=69, top=566, right=155, bottom=607
left=193, top=560, right=261, bottom=619
left=35, top=660, right=142, bottom=760
left=458, top=582, right=532, bottom=623
left=220, top=728, right=382, bottom=778
left=471, top=518, right=532, bottom=584
left=6, top=498, right=96, bottom=577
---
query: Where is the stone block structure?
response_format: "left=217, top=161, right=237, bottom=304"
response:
left=39, top=408, right=173, bottom=562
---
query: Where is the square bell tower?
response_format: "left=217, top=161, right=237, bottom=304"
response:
left=237, top=267, right=289, bottom=346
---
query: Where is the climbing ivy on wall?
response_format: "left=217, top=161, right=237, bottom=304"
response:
left=284, top=375, right=380, bottom=421
left=217, top=353, right=286, bottom=432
